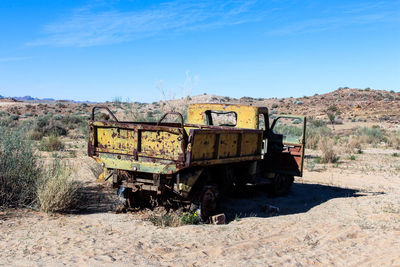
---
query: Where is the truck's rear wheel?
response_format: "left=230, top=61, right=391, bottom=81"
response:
left=272, top=173, right=293, bottom=196
left=200, top=186, right=218, bottom=222
left=113, top=186, right=128, bottom=213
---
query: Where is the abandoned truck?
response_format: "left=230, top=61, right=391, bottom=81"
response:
left=88, top=103, right=306, bottom=220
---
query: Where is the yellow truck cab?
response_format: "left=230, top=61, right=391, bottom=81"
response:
left=187, top=103, right=306, bottom=179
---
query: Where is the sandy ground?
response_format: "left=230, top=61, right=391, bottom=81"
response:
left=1, top=150, right=400, bottom=266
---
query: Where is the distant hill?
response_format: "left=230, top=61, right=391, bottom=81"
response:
left=0, top=94, right=94, bottom=103
left=0, top=87, right=399, bottom=123
left=13, top=95, right=38, bottom=101
left=157, top=87, right=400, bottom=123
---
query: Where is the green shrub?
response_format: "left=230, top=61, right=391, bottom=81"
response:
left=306, top=123, right=332, bottom=149
left=28, top=130, right=44, bottom=140
left=313, top=156, right=322, bottom=164
left=35, top=115, right=68, bottom=136
left=112, top=97, right=122, bottom=108
left=55, top=102, right=66, bottom=108
left=349, top=155, right=356, bottom=160
left=0, top=116, right=18, bottom=127
left=327, top=105, right=338, bottom=113
left=53, top=114, right=63, bottom=120
left=273, top=124, right=303, bottom=137
left=61, top=115, right=84, bottom=127
left=356, top=127, right=386, bottom=144
left=95, top=113, right=110, bottom=121
left=149, top=211, right=201, bottom=227
left=9, top=114, right=19, bottom=121
left=181, top=212, right=201, bottom=225
left=0, top=128, right=41, bottom=207
left=39, top=135, right=64, bottom=151
left=310, top=119, right=326, bottom=127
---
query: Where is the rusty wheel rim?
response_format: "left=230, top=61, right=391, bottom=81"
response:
left=200, top=188, right=217, bottom=221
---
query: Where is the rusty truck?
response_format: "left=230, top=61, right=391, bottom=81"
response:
left=88, top=103, right=306, bottom=220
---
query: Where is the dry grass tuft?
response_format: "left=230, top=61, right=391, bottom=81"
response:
left=37, top=161, right=80, bottom=213
left=305, top=121, right=331, bottom=150
left=348, top=136, right=362, bottom=153
left=318, top=138, right=339, bottom=163
left=387, top=132, right=400, bottom=149
left=149, top=213, right=183, bottom=227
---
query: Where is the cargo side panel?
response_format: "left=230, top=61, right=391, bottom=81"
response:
left=241, top=133, right=260, bottom=156
left=219, top=133, right=239, bottom=158
left=90, top=121, right=186, bottom=174
left=191, top=133, right=217, bottom=160
left=189, top=129, right=263, bottom=165
left=139, top=130, right=183, bottom=161
left=96, top=127, right=136, bottom=155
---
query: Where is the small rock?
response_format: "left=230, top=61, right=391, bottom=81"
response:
left=210, top=214, right=225, bottom=225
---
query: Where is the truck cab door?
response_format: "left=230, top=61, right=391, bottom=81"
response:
left=265, top=116, right=306, bottom=177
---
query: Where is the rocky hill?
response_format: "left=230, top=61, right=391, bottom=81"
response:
left=154, top=88, right=400, bottom=123
left=0, top=88, right=399, bottom=123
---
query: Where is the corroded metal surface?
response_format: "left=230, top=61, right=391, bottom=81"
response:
left=187, top=103, right=265, bottom=129
left=89, top=120, right=263, bottom=174
left=88, top=103, right=306, bottom=206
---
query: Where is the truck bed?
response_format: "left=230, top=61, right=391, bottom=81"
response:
left=88, top=120, right=263, bottom=174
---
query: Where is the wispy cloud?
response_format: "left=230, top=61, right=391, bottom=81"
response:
left=28, top=0, right=265, bottom=47
left=268, top=1, right=400, bottom=35
left=0, top=57, right=30, bottom=62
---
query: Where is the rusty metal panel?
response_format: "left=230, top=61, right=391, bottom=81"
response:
left=241, top=133, right=261, bottom=156
left=189, top=155, right=262, bottom=167
left=187, top=103, right=260, bottom=129
left=97, top=127, right=136, bottom=155
left=139, top=130, right=183, bottom=160
left=189, top=128, right=263, bottom=164
left=98, top=153, right=179, bottom=174
left=191, top=132, right=216, bottom=160
left=90, top=120, right=187, bottom=173
left=89, top=107, right=264, bottom=177
left=218, top=133, right=239, bottom=158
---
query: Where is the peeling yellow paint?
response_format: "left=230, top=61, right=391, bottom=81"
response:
left=187, top=103, right=266, bottom=129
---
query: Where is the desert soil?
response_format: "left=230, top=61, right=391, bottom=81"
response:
left=1, top=147, right=400, bottom=267
left=1, top=88, right=400, bottom=266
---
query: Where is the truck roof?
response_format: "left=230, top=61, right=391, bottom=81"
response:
left=188, top=103, right=269, bottom=113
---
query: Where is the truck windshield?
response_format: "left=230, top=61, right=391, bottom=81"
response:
left=205, top=110, right=237, bottom=126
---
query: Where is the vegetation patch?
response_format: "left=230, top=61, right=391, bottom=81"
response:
left=149, top=211, right=201, bottom=227
left=0, top=127, right=40, bottom=207
left=39, top=135, right=64, bottom=152
left=37, top=161, right=80, bottom=213
left=318, top=138, right=339, bottom=163
left=356, top=126, right=386, bottom=144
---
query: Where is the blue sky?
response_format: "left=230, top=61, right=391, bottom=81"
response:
left=0, top=0, right=399, bottom=102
